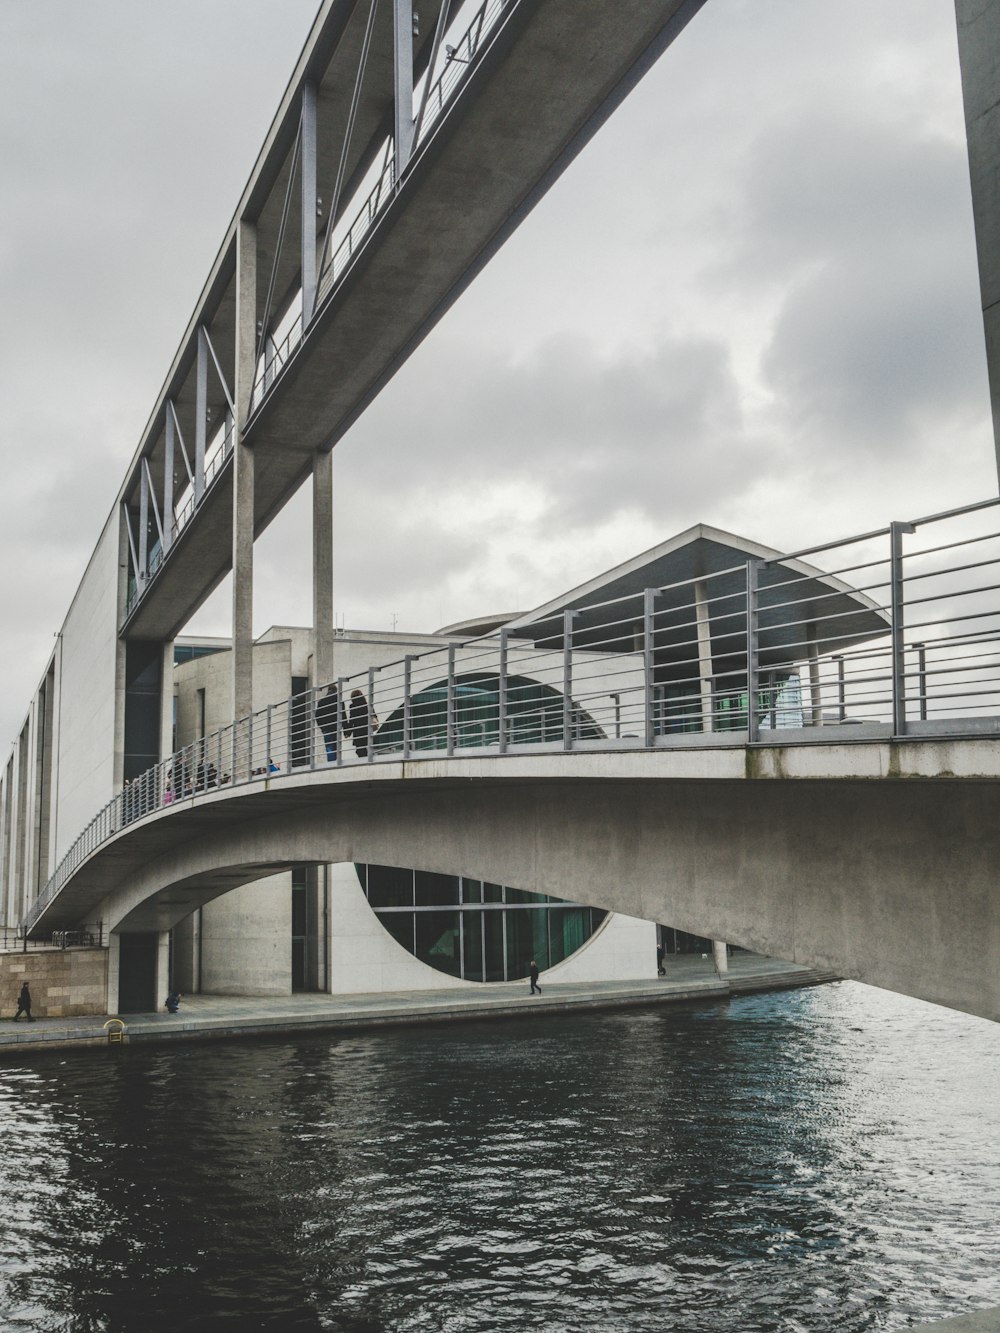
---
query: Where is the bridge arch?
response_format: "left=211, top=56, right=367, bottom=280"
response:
left=53, top=751, right=1000, bottom=1023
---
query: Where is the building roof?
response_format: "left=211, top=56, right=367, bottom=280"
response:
left=504, top=524, right=889, bottom=668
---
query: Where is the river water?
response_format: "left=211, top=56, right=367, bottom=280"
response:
left=0, top=981, right=998, bottom=1332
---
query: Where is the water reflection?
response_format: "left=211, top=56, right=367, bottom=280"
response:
left=0, top=983, right=997, bottom=1331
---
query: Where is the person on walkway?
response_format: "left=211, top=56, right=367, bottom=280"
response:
left=347, top=688, right=376, bottom=759
left=529, top=959, right=541, bottom=996
left=656, top=943, right=666, bottom=976
left=315, top=685, right=344, bottom=763
left=165, top=991, right=181, bottom=1014
left=13, top=981, right=34, bottom=1021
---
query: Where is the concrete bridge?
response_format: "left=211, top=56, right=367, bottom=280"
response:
left=24, top=737, right=1000, bottom=1024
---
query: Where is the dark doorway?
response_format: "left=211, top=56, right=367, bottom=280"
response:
left=117, top=933, right=159, bottom=1013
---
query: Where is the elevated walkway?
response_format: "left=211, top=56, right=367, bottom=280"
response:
left=0, top=954, right=837, bottom=1058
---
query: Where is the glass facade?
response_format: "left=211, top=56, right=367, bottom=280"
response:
left=658, top=671, right=803, bottom=734
left=374, top=673, right=603, bottom=753
left=356, top=864, right=607, bottom=982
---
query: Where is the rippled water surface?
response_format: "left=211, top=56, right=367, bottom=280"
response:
left=1, top=982, right=998, bottom=1332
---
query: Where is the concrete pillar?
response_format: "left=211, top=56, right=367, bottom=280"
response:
left=155, top=930, right=171, bottom=1008
left=232, top=219, right=257, bottom=721
left=712, top=939, right=728, bottom=977
left=313, top=449, right=334, bottom=686
left=159, top=640, right=175, bottom=759
left=107, top=933, right=120, bottom=1014
left=694, top=579, right=714, bottom=733
left=955, top=0, right=1000, bottom=484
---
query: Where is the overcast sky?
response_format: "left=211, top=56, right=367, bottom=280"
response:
left=0, top=0, right=995, bottom=745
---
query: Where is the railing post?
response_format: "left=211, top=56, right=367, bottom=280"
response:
left=832, top=654, right=846, bottom=723
left=562, top=610, right=576, bottom=750
left=643, top=589, right=657, bottom=747
left=446, top=644, right=456, bottom=756
left=403, top=656, right=414, bottom=757
left=746, top=560, right=760, bottom=743
left=265, top=704, right=272, bottom=774
left=309, top=687, right=317, bottom=770
left=498, top=629, right=508, bottom=753
left=915, top=642, right=927, bottom=723
left=336, top=677, right=345, bottom=767
left=890, top=521, right=915, bottom=736
left=367, top=667, right=375, bottom=762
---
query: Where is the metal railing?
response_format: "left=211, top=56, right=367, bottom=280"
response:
left=26, top=496, right=1000, bottom=930
left=1, top=922, right=105, bottom=952
left=250, top=0, right=512, bottom=413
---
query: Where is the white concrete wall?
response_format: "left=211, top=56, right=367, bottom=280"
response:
left=198, top=871, right=292, bottom=995
left=51, top=518, right=122, bottom=864
left=543, top=911, right=657, bottom=983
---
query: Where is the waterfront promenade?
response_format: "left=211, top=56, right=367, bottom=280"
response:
left=0, top=953, right=836, bottom=1057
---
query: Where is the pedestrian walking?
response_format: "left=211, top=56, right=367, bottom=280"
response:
left=529, top=959, right=541, bottom=996
left=315, top=685, right=344, bottom=763
left=656, top=943, right=666, bottom=976
left=346, top=688, right=376, bottom=759
left=13, top=981, right=34, bottom=1022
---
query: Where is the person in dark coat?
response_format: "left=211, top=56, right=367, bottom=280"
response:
left=528, top=959, right=541, bottom=996
left=13, top=981, right=34, bottom=1021
left=347, top=689, right=374, bottom=758
left=165, top=991, right=181, bottom=1014
left=656, top=943, right=666, bottom=976
left=315, top=685, right=344, bottom=762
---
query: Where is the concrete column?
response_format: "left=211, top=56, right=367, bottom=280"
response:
left=159, top=641, right=175, bottom=758
left=155, top=930, right=171, bottom=1007
left=232, top=219, right=257, bottom=721
left=107, top=933, right=120, bottom=1015
left=956, top=0, right=1000, bottom=483
left=313, top=449, right=334, bottom=686
left=393, top=0, right=416, bottom=174
left=712, top=939, right=728, bottom=977
left=694, top=579, right=714, bottom=733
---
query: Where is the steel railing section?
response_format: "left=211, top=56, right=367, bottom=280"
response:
left=250, top=0, right=511, bottom=414
left=128, top=0, right=516, bottom=623
left=28, top=495, right=1000, bottom=930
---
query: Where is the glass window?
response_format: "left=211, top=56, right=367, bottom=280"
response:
left=483, top=881, right=503, bottom=903
left=462, top=911, right=484, bottom=982
left=291, top=888, right=307, bottom=937
left=483, top=911, right=506, bottom=982
left=505, top=887, right=549, bottom=905
left=377, top=911, right=415, bottom=954
left=505, top=908, right=550, bottom=979
left=462, top=878, right=482, bottom=903
left=549, top=907, right=599, bottom=966
left=415, top=870, right=460, bottom=907
left=415, top=910, right=461, bottom=977
left=367, top=865, right=414, bottom=909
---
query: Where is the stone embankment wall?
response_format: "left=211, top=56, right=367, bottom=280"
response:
left=0, top=948, right=108, bottom=1017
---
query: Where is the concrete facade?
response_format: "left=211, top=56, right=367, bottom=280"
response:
left=1, top=947, right=108, bottom=1019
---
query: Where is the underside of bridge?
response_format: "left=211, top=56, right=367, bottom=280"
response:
left=31, top=751, right=1000, bottom=1024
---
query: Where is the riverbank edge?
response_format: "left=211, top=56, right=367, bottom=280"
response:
left=0, top=965, right=839, bottom=1058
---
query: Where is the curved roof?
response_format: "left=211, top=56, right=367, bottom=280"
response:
left=503, top=524, right=889, bottom=667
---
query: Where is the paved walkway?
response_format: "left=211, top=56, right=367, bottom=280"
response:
left=0, top=953, right=838, bottom=1058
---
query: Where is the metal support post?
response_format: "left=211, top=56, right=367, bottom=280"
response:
left=832, top=654, right=846, bottom=723
left=367, top=667, right=375, bottom=762
left=403, top=656, right=413, bottom=757
left=138, top=468, right=149, bottom=583
left=163, top=406, right=175, bottom=552
left=393, top=0, right=415, bottom=176
left=746, top=560, right=760, bottom=742
left=195, top=328, right=208, bottom=504
left=890, top=521, right=915, bottom=736
left=446, top=643, right=456, bottom=756
left=693, top=578, right=714, bottom=734
left=265, top=704, right=272, bottom=772
left=498, top=630, right=508, bottom=752
left=562, top=611, right=576, bottom=750
left=915, top=643, right=927, bottom=722
left=301, top=82, right=318, bottom=326
left=643, top=589, right=657, bottom=747
left=336, top=677, right=345, bottom=767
